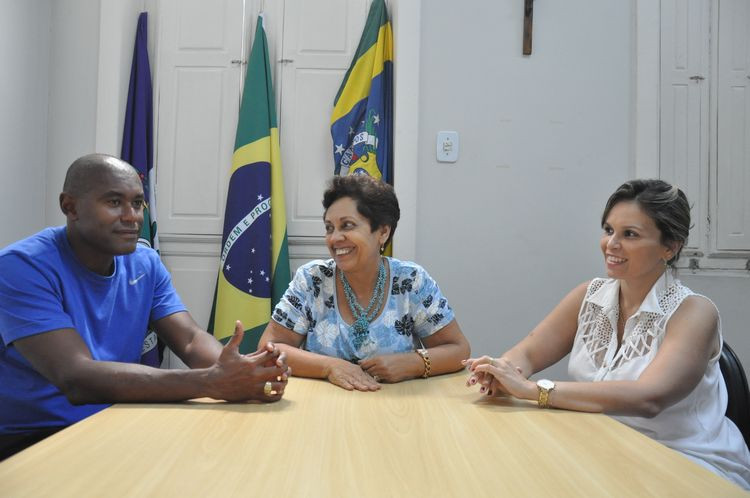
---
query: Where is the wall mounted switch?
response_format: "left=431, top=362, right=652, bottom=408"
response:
left=436, top=131, right=459, bottom=163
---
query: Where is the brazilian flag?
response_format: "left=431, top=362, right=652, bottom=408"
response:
left=208, top=14, right=291, bottom=353
left=331, top=0, right=393, bottom=183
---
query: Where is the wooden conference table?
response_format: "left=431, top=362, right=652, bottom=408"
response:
left=0, top=373, right=744, bottom=497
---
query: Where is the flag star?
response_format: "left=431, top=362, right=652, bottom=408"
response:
left=248, top=278, right=253, bottom=284
left=335, top=144, right=344, bottom=155
left=373, top=114, right=380, bottom=125
left=251, top=248, right=256, bottom=254
left=249, top=288, right=253, bottom=293
left=265, top=277, right=270, bottom=282
left=257, top=194, right=263, bottom=201
left=260, top=270, right=266, bottom=276
left=225, top=264, right=231, bottom=271
left=348, top=127, right=354, bottom=136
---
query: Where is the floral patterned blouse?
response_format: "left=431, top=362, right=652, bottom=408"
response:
left=271, top=258, right=455, bottom=362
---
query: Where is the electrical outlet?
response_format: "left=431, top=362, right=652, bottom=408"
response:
left=436, top=131, right=459, bottom=162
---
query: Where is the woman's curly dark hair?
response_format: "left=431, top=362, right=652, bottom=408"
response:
left=322, top=174, right=400, bottom=247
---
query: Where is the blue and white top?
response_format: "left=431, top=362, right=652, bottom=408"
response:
left=272, top=258, right=454, bottom=362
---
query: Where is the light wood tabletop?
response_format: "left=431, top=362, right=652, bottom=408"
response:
left=1, top=372, right=745, bottom=497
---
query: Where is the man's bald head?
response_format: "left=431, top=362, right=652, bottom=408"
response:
left=62, top=154, right=140, bottom=197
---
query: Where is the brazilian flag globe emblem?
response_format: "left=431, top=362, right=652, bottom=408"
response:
left=209, top=14, right=290, bottom=353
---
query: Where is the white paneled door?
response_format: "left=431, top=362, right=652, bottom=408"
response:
left=153, top=0, right=377, bottom=332
left=155, top=0, right=246, bottom=236
left=156, top=0, right=372, bottom=244
left=716, top=0, right=750, bottom=250
left=278, top=0, right=370, bottom=238
left=659, top=0, right=710, bottom=252
left=660, top=0, right=750, bottom=263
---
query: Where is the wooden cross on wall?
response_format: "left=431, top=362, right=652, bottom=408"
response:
left=523, top=0, right=534, bottom=55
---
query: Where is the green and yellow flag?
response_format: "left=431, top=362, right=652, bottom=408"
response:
left=208, top=14, right=290, bottom=352
left=330, top=0, right=393, bottom=183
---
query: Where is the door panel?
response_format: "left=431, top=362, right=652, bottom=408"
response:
left=156, top=0, right=245, bottom=235
left=716, top=0, right=750, bottom=250
left=279, top=0, right=370, bottom=238
left=660, top=0, right=710, bottom=251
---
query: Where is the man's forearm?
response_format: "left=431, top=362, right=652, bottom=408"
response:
left=60, top=359, right=216, bottom=404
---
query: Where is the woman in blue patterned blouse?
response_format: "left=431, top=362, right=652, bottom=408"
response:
left=259, top=174, right=470, bottom=391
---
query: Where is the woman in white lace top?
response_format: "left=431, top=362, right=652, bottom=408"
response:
left=465, top=179, right=750, bottom=489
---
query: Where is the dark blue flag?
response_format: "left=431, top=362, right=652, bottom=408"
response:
left=121, top=12, right=161, bottom=366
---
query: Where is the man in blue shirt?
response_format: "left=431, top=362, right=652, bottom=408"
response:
left=0, top=153, right=288, bottom=459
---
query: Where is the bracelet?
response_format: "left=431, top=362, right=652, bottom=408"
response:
left=416, top=348, right=431, bottom=378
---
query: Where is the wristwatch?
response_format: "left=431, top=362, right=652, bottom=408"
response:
left=536, top=379, right=555, bottom=408
left=416, top=348, right=431, bottom=378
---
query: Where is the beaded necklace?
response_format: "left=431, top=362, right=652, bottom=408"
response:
left=339, top=258, right=386, bottom=337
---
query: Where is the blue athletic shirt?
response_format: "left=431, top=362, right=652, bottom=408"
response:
left=0, top=227, right=185, bottom=434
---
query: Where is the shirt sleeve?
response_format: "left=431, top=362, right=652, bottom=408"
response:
left=410, top=265, right=455, bottom=339
left=0, top=252, right=74, bottom=345
left=272, top=265, right=314, bottom=335
left=147, top=253, right=186, bottom=323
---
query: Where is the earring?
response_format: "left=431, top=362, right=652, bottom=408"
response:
left=663, top=257, right=672, bottom=287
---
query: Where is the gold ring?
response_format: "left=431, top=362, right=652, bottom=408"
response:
left=264, top=381, right=273, bottom=395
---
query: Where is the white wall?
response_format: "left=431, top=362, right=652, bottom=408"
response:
left=44, top=0, right=145, bottom=227
left=95, top=0, right=149, bottom=156
left=0, top=0, right=52, bottom=247
left=45, top=0, right=102, bottom=226
left=416, top=0, right=634, bottom=379
left=680, top=275, right=750, bottom=358
left=415, top=0, right=749, bottom=376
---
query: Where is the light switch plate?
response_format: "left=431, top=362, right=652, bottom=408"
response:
left=436, top=131, right=459, bottom=163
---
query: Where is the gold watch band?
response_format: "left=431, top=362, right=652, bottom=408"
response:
left=536, top=379, right=555, bottom=408
left=538, top=389, right=551, bottom=408
left=416, top=348, right=431, bottom=378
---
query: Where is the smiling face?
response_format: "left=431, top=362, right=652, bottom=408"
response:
left=600, top=200, right=675, bottom=283
left=61, top=160, right=144, bottom=274
left=324, top=196, right=390, bottom=274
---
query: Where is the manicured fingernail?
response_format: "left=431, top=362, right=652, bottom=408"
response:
left=277, top=375, right=282, bottom=382
left=270, top=390, right=278, bottom=395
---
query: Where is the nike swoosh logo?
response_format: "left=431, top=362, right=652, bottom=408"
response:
left=129, top=273, right=146, bottom=285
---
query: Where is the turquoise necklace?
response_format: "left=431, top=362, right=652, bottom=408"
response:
left=340, top=258, right=386, bottom=338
